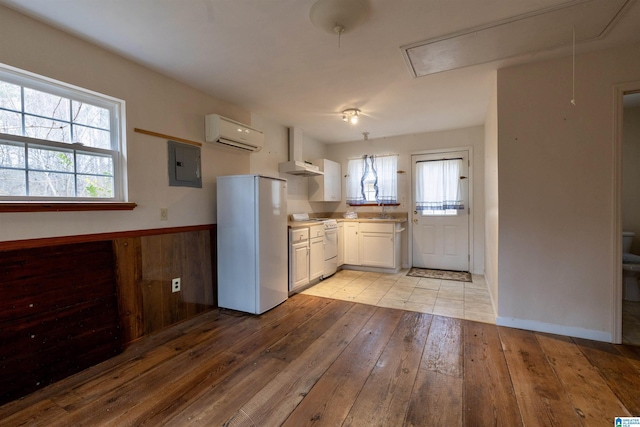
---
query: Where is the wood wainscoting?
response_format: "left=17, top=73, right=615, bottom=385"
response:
left=113, top=229, right=216, bottom=344
left=0, top=225, right=216, bottom=406
left=0, top=241, right=122, bottom=405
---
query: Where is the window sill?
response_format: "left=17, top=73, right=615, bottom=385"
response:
left=346, top=203, right=401, bottom=207
left=0, top=202, right=137, bottom=213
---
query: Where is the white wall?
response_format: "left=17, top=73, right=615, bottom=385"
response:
left=496, top=42, right=640, bottom=341
left=248, top=114, right=289, bottom=178
left=484, top=72, right=499, bottom=308
left=0, top=5, right=253, bottom=242
left=622, top=106, right=640, bottom=253
left=326, top=127, right=485, bottom=274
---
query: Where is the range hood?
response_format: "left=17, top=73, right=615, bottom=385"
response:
left=278, top=128, right=323, bottom=177
left=279, top=160, right=323, bottom=176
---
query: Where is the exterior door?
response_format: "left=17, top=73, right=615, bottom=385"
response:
left=411, top=151, right=469, bottom=271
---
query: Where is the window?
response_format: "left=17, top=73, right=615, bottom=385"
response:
left=0, top=64, right=125, bottom=201
left=415, top=158, right=464, bottom=216
left=346, top=154, right=398, bottom=205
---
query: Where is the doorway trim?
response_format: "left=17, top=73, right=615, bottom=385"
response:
left=613, top=81, right=640, bottom=344
left=409, top=146, right=475, bottom=273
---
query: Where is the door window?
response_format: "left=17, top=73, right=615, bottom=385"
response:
left=415, top=158, right=464, bottom=216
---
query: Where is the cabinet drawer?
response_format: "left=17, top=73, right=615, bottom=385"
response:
left=290, top=228, right=309, bottom=242
left=310, top=224, right=324, bottom=238
left=359, top=222, right=394, bottom=234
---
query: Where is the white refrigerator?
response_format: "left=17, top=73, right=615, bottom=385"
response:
left=217, top=175, right=288, bottom=314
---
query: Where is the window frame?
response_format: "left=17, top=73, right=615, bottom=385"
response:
left=0, top=63, right=128, bottom=205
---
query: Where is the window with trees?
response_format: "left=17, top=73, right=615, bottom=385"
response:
left=0, top=64, right=125, bottom=201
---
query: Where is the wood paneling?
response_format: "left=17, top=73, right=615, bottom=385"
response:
left=114, top=228, right=216, bottom=342
left=3, top=294, right=639, bottom=426
left=141, top=234, right=165, bottom=334
left=113, top=238, right=144, bottom=345
left=0, top=226, right=217, bottom=406
left=0, top=224, right=214, bottom=252
left=0, top=241, right=122, bottom=405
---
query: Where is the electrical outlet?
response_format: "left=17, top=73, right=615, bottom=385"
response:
left=171, top=278, right=181, bottom=293
left=160, top=208, right=168, bottom=221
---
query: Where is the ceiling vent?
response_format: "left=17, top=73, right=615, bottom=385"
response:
left=401, top=0, right=634, bottom=77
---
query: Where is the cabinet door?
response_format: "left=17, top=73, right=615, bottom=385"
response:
left=360, top=232, right=395, bottom=268
left=344, top=222, right=360, bottom=265
left=308, top=159, right=341, bottom=202
left=337, top=222, right=344, bottom=266
left=291, top=242, right=309, bottom=290
left=325, top=160, right=341, bottom=201
left=309, top=237, right=324, bottom=280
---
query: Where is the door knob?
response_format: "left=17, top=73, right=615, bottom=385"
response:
left=413, top=210, right=417, bottom=215
left=413, top=218, right=418, bottom=223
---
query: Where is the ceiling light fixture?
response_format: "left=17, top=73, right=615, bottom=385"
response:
left=309, top=0, right=369, bottom=46
left=342, top=108, right=360, bottom=124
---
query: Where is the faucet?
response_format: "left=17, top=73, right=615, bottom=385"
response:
left=378, top=202, right=388, bottom=219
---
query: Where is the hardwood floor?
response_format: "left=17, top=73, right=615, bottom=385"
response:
left=623, top=300, right=640, bottom=345
left=1, top=293, right=639, bottom=426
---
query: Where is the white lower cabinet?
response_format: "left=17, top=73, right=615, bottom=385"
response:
left=289, top=228, right=309, bottom=291
left=360, top=223, right=395, bottom=268
left=344, top=222, right=360, bottom=265
left=343, top=221, right=403, bottom=270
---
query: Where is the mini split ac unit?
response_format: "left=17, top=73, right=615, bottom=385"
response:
left=205, top=114, right=264, bottom=152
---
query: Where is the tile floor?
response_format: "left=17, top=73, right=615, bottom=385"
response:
left=301, top=268, right=496, bottom=324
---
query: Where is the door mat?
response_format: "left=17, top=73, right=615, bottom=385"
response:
left=407, top=268, right=472, bottom=282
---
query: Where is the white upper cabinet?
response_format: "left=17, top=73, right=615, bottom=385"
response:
left=308, top=159, right=341, bottom=202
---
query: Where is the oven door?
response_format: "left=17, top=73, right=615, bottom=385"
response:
left=323, top=228, right=338, bottom=278
left=324, top=229, right=338, bottom=260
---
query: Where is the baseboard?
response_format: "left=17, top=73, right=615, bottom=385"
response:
left=341, top=264, right=401, bottom=275
left=483, top=275, right=498, bottom=316
left=496, top=316, right=612, bottom=342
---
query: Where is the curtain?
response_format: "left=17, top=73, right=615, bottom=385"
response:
left=371, top=155, right=397, bottom=204
left=346, top=154, right=398, bottom=205
left=346, top=156, right=366, bottom=205
left=415, top=159, right=464, bottom=211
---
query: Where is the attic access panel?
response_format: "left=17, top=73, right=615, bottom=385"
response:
left=401, top=0, right=634, bottom=77
left=168, top=140, right=202, bottom=188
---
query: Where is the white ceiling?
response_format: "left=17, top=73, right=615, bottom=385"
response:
left=2, top=0, right=639, bottom=144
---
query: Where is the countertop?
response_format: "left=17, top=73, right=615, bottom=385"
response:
left=288, top=213, right=408, bottom=228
